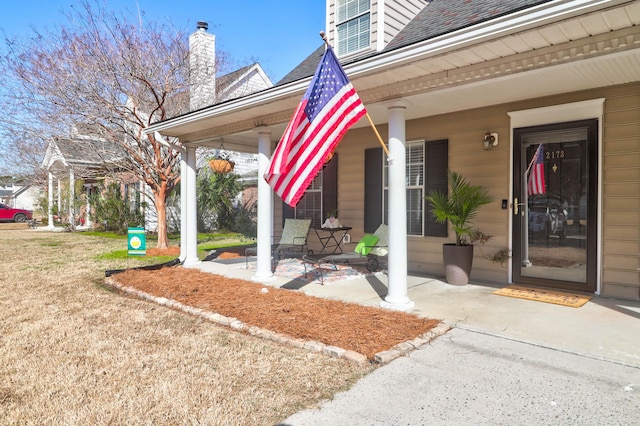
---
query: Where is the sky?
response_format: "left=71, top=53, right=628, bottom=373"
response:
left=0, top=0, right=326, bottom=83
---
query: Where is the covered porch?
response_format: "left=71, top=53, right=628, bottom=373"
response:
left=146, top=0, right=640, bottom=303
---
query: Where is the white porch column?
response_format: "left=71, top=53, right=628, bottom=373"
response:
left=47, top=172, right=55, bottom=229
left=57, top=179, right=62, bottom=214
left=179, top=154, right=187, bottom=262
left=252, top=127, right=276, bottom=282
left=183, top=146, right=200, bottom=266
left=85, top=186, right=92, bottom=227
left=68, top=169, right=75, bottom=227
left=381, top=100, right=415, bottom=311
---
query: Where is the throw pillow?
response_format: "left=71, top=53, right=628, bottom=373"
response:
left=355, top=234, right=380, bottom=256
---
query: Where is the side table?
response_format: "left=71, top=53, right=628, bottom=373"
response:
left=313, top=226, right=352, bottom=254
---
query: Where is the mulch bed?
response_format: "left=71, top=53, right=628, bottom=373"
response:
left=145, top=246, right=181, bottom=257
left=111, top=263, right=440, bottom=360
left=145, top=245, right=247, bottom=259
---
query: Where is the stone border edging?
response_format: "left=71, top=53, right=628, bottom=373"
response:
left=104, top=277, right=451, bottom=366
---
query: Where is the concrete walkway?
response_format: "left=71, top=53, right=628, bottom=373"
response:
left=282, top=328, right=640, bottom=425
left=193, top=257, right=640, bottom=369
left=192, top=258, right=640, bottom=424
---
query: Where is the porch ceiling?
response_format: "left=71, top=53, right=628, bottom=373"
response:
left=148, top=0, right=640, bottom=152
left=363, top=45, right=640, bottom=126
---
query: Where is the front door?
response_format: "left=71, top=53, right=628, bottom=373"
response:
left=512, top=119, right=598, bottom=292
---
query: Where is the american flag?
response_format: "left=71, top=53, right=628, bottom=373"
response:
left=264, top=46, right=366, bottom=206
left=527, top=144, right=546, bottom=195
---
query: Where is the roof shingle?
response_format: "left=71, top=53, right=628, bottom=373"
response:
left=276, top=0, right=554, bottom=86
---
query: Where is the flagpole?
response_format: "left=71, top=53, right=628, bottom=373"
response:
left=365, top=112, right=391, bottom=158
left=319, top=32, right=392, bottom=160
left=525, top=144, right=540, bottom=175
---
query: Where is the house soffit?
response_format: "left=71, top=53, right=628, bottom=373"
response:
left=149, top=1, right=640, bottom=150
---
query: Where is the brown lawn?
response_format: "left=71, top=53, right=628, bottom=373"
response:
left=0, top=233, right=441, bottom=424
left=1, top=232, right=380, bottom=424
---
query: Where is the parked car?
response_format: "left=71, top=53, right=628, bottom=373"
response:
left=528, top=195, right=567, bottom=239
left=0, top=203, right=33, bottom=223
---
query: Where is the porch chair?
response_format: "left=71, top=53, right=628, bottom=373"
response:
left=302, top=224, right=388, bottom=284
left=245, top=218, right=312, bottom=269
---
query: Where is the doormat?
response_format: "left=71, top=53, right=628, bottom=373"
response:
left=493, top=285, right=591, bottom=308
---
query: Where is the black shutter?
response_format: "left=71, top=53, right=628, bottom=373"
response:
left=364, top=148, right=383, bottom=233
left=282, top=201, right=295, bottom=227
left=424, top=139, right=448, bottom=237
left=282, top=154, right=338, bottom=227
left=322, top=153, right=338, bottom=220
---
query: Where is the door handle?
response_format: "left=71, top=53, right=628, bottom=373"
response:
left=513, top=198, right=526, bottom=216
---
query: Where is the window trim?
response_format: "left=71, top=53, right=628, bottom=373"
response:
left=383, top=140, right=425, bottom=236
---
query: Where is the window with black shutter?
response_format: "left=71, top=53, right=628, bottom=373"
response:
left=282, top=154, right=338, bottom=229
left=364, top=139, right=448, bottom=237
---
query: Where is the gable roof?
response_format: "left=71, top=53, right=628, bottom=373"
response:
left=0, top=184, right=31, bottom=199
left=42, top=137, right=127, bottom=175
left=276, top=46, right=325, bottom=86
left=53, top=137, right=125, bottom=165
left=216, top=64, right=255, bottom=92
left=277, top=0, right=554, bottom=86
left=383, top=0, right=553, bottom=52
left=147, top=0, right=639, bottom=152
left=216, top=63, right=272, bottom=103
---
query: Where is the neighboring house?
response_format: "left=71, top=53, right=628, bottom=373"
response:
left=148, top=0, right=640, bottom=304
left=41, top=22, right=269, bottom=232
left=232, top=152, right=260, bottom=208
left=41, top=135, right=127, bottom=228
left=200, top=150, right=259, bottom=208
left=0, top=180, right=40, bottom=214
left=216, top=64, right=273, bottom=104
left=189, top=21, right=272, bottom=108
left=187, top=22, right=267, bottom=217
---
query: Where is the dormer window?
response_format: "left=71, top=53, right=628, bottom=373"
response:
left=336, top=0, right=370, bottom=56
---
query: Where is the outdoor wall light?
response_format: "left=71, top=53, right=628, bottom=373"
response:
left=483, top=132, right=499, bottom=150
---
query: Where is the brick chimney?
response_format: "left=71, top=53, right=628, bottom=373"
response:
left=189, top=21, right=216, bottom=111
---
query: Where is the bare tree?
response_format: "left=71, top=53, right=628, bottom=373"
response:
left=0, top=0, right=222, bottom=248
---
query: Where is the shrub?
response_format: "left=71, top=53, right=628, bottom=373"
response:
left=90, top=183, right=145, bottom=234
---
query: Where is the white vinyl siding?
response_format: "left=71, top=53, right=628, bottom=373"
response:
left=378, top=0, right=428, bottom=49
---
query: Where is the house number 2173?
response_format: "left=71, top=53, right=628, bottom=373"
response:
left=545, top=150, right=565, bottom=159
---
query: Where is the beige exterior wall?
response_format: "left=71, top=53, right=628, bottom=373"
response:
left=323, top=82, right=639, bottom=299
left=334, top=107, right=511, bottom=283
left=600, top=83, right=640, bottom=300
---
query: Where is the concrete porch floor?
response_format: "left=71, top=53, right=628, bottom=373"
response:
left=189, top=257, right=640, bottom=368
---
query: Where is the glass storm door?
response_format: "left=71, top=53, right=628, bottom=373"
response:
left=512, top=120, right=597, bottom=292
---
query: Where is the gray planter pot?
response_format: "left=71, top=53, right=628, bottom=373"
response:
left=442, top=243, right=474, bottom=285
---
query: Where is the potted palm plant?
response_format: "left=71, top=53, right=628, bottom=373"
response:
left=425, top=171, right=494, bottom=285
